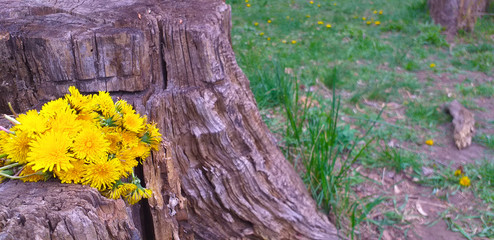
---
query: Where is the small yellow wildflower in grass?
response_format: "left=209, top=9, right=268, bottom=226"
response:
left=259, top=32, right=265, bottom=36
left=373, top=10, right=377, bottom=14
left=379, top=10, right=383, bottom=15
left=267, top=19, right=272, bottom=23
left=245, top=0, right=248, bottom=2
left=282, top=40, right=287, bottom=44
left=326, top=24, right=332, bottom=28
left=362, top=17, right=367, bottom=21
left=366, top=21, right=371, bottom=25
left=246, top=3, right=251, bottom=7
left=317, top=4, right=321, bottom=7
left=454, top=169, right=462, bottom=176
left=309, top=1, right=314, bottom=4
left=317, top=21, right=324, bottom=25
left=267, top=37, right=271, bottom=41
left=291, top=40, right=297, bottom=44
left=0, top=87, right=160, bottom=205
left=459, top=176, right=471, bottom=187
left=306, top=15, right=311, bottom=18
left=333, top=2, right=337, bottom=6
left=375, top=21, right=381, bottom=25
left=430, top=63, right=436, bottom=68
left=425, top=139, right=434, bottom=146
left=254, top=22, right=259, bottom=26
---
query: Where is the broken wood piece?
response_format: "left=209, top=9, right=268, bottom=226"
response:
left=446, top=100, right=475, bottom=150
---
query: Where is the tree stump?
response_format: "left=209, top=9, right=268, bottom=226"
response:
left=0, top=181, right=140, bottom=240
left=428, top=0, right=489, bottom=33
left=0, top=0, right=340, bottom=239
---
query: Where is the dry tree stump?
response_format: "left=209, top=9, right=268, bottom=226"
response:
left=428, top=0, right=489, bottom=34
left=0, top=181, right=140, bottom=240
left=0, top=0, right=339, bottom=239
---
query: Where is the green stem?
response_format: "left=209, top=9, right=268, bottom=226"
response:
left=0, top=171, right=43, bottom=180
left=0, top=162, right=20, bottom=171
left=8, top=102, right=18, bottom=118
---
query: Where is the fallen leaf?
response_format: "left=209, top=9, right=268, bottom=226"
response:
left=416, top=202, right=428, bottom=216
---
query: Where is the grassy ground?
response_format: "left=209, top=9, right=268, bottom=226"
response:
left=227, top=0, right=494, bottom=239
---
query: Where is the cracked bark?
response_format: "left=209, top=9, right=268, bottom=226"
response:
left=0, top=0, right=340, bottom=239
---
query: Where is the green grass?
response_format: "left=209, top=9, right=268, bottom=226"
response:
left=228, top=0, right=494, bottom=237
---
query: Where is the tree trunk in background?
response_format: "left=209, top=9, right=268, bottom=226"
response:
left=0, top=0, right=340, bottom=239
left=428, top=0, right=489, bottom=33
left=0, top=181, right=140, bottom=240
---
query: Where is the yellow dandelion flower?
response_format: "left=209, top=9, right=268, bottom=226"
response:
left=326, top=24, right=332, bottom=28
left=254, top=22, right=259, bottom=26
left=27, top=130, right=75, bottom=172
left=93, top=91, right=115, bottom=118
left=259, top=32, right=264, bottom=36
left=40, top=98, right=70, bottom=118
left=366, top=21, right=371, bottom=25
left=3, top=131, right=32, bottom=164
left=291, top=40, right=297, bottom=44
left=379, top=10, right=383, bottom=15
left=132, top=142, right=152, bottom=159
left=122, top=112, right=145, bottom=133
left=309, top=1, right=314, bottom=4
left=246, top=3, right=251, bottom=7
left=83, top=158, right=121, bottom=190
left=55, top=160, right=85, bottom=184
left=119, top=128, right=139, bottom=148
left=13, top=110, right=48, bottom=136
left=48, top=108, right=81, bottom=139
left=124, top=185, right=152, bottom=205
left=375, top=21, right=381, bottom=25
left=454, top=169, right=462, bottom=176
left=267, top=19, right=272, bottom=23
left=362, top=17, right=366, bottom=21
left=306, top=15, right=311, bottom=18
left=317, top=4, right=321, bottom=7
left=333, top=2, right=337, bottom=6
left=373, top=10, right=377, bottom=14
left=459, top=176, right=471, bottom=187
left=425, top=139, right=434, bottom=146
left=104, top=182, right=136, bottom=200
left=317, top=21, right=324, bottom=25
left=267, top=37, right=271, bottom=41
left=145, top=123, right=162, bottom=150
left=103, top=128, right=123, bottom=153
left=282, top=40, right=287, bottom=44
left=73, top=126, right=110, bottom=162
left=430, top=63, right=436, bottom=68
left=115, top=99, right=135, bottom=116
left=116, top=151, right=138, bottom=176
left=245, top=0, right=248, bottom=2
left=66, top=86, right=92, bottom=111
left=19, top=165, right=46, bottom=182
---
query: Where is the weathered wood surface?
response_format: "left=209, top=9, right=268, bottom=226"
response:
left=0, top=0, right=340, bottom=239
left=0, top=181, right=140, bottom=240
left=428, top=0, right=489, bottom=33
left=447, top=100, right=475, bottom=150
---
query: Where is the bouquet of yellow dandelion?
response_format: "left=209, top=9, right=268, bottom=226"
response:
left=0, top=87, right=161, bottom=204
